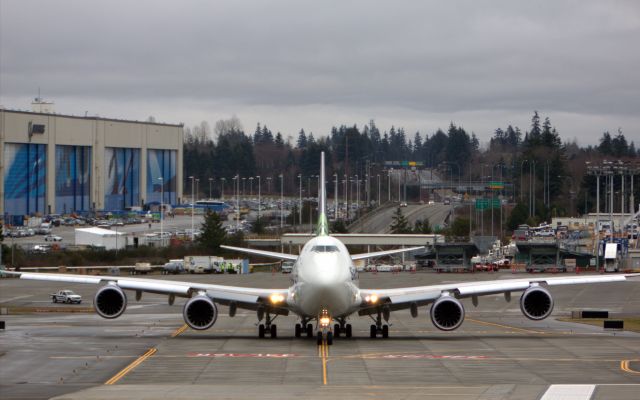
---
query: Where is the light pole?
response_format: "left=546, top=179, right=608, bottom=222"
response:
left=189, top=176, right=195, bottom=241
left=159, top=176, right=164, bottom=244
left=249, top=177, right=254, bottom=198
left=195, top=179, right=200, bottom=203
left=266, top=177, right=272, bottom=197
left=387, top=169, right=392, bottom=202
left=256, top=176, right=261, bottom=221
left=343, top=174, right=348, bottom=220
left=355, top=174, right=359, bottom=216
left=279, top=174, right=284, bottom=229
left=377, top=174, right=381, bottom=206
left=334, top=173, right=338, bottom=219
left=298, top=174, right=302, bottom=228
left=221, top=178, right=226, bottom=200
left=233, top=175, right=239, bottom=231
left=520, top=159, right=528, bottom=202
left=559, top=175, right=575, bottom=216
left=208, top=177, right=213, bottom=199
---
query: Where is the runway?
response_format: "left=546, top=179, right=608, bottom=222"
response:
left=1, top=272, right=639, bottom=399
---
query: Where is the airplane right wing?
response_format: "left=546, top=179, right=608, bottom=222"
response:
left=350, top=246, right=425, bottom=261
left=358, top=273, right=640, bottom=315
left=221, top=245, right=298, bottom=261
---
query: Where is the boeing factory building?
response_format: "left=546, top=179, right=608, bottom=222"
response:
left=1, top=104, right=183, bottom=222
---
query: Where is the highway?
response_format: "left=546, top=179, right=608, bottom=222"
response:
left=349, top=203, right=452, bottom=233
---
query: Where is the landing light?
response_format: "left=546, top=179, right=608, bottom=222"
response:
left=365, top=294, right=379, bottom=304
left=319, top=316, right=331, bottom=327
left=269, top=293, right=285, bottom=304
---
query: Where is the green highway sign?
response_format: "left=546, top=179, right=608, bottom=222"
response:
left=475, top=198, right=501, bottom=210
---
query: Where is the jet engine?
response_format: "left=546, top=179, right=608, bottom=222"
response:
left=183, top=295, right=218, bottom=330
left=94, top=285, right=127, bottom=319
left=430, top=295, right=465, bottom=331
left=520, top=286, right=554, bottom=320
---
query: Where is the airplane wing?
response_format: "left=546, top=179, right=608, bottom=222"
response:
left=1, top=270, right=290, bottom=313
left=221, top=245, right=298, bottom=261
left=350, top=246, right=425, bottom=261
left=358, top=273, right=640, bottom=313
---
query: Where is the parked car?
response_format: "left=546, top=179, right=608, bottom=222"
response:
left=51, top=290, right=82, bottom=304
left=44, top=234, right=63, bottom=242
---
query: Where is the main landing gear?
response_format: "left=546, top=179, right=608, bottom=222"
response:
left=333, top=318, right=352, bottom=339
left=294, top=320, right=314, bottom=338
left=369, top=310, right=389, bottom=338
left=258, top=311, right=277, bottom=339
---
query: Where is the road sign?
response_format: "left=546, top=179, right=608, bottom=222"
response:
left=475, top=198, right=500, bottom=210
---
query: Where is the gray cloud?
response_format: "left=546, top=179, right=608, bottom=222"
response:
left=1, top=0, right=639, bottom=144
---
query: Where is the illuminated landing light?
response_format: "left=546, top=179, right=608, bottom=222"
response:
left=364, top=294, right=379, bottom=304
left=269, top=293, right=285, bottom=304
left=319, top=309, right=331, bottom=327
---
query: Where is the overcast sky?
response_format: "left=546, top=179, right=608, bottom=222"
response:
left=1, top=0, right=639, bottom=145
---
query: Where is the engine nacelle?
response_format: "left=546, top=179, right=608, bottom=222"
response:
left=520, top=286, right=554, bottom=320
left=94, top=285, right=127, bottom=319
left=183, top=295, right=218, bottom=330
left=430, top=295, right=465, bottom=331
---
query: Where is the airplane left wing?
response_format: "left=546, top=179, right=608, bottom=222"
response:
left=350, top=246, right=424, bottom=261
left=221, top=245, right=298, bottom=261
left=1, top=270, right=289, bottom=312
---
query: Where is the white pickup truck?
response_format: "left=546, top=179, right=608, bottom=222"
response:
left=51, top=290, right=82, bottom=304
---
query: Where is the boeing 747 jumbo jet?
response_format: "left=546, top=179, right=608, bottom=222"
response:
left=2, top=153, right=638, bottom=345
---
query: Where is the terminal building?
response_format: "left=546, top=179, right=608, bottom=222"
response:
left=1, top=104, right=183, bottom=222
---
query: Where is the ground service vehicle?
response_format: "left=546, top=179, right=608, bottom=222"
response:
left=51, top=290, right=82, bottom=304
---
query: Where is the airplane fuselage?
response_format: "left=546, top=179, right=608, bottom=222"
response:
left=287, top=235, right=362, bottom=318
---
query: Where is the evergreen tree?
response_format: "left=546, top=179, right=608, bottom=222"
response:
left=332, top=219, right=348, bottom=233
left=507, top=202, right=529, bottom=230
left=598, top=131, right=613, bottom=155
left=253, top=123, right=262, bottom=144
left=275, top=132, right=284, bottom=148
left=413, top=218, right=432, bottom=234
left=390, top=207, right=412, bottom=233
left=448, top=218, right=470, bottom=239
left=197, top=211, right=227, bottom=251
left=296, top=129, right=307, bottom=149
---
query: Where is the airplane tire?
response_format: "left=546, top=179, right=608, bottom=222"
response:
left=295, top=323, right=302, bottom=338
left=334, top=324, right=341, bottom=338
left=370, top=325, right=377, bottom=338
left=317, top=332, right=323, bottom=346
left=306, top=324, right=313, bottom=338
left=258, top=324, right=265, bottom=338
left=270, top=324, right=277, bottom=338
left=382, top=325, right=389, bottom=338
left=327, top=331, right=333, bottom=346
left=346, top=324, right=352, bottom=338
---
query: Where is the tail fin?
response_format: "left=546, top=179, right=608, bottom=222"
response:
left=316, top=151, right=329, bottom=236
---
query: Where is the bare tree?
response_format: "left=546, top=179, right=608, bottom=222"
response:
left=214, top=115, right=243, bottom=138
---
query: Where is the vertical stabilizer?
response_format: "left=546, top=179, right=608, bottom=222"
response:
left=316, top=151, right=329, bottom=236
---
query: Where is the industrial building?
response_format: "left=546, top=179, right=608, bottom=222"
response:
left=1, top=104, right=183, bottom=223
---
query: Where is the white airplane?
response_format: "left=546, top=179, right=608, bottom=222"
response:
left=2, top=152, right=638, bottom=345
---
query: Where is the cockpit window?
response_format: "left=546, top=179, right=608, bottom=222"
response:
left=311, top=245, right=339, bottom=253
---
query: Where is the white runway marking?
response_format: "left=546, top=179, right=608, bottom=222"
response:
left=540, top=385, right=595, bottom=400
left=0, top=295, right=33, bottom=302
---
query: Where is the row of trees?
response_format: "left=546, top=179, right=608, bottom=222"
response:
left=184, top=112, right=638, bottom=227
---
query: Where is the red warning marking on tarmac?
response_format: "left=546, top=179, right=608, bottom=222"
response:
left=188, top=353, right=298, bottom=358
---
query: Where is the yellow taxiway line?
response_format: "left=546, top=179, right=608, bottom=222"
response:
left=318, top=339, right=329, bottom=385
left=621, top=360, right=640, bottom=375
left=171, top=324, right=188, bottom=337
left=104, top=347, right=157, bottom=385
left=466, top=318, right=543, bottom=334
